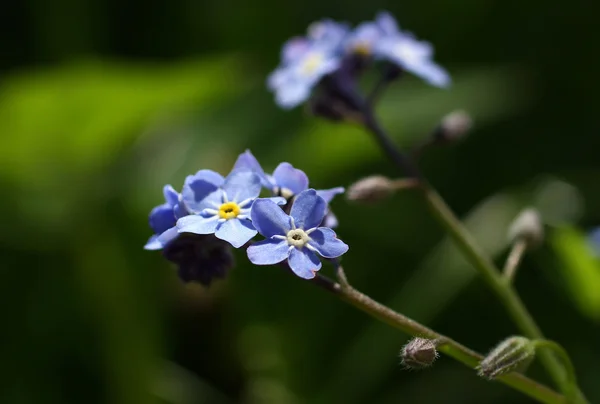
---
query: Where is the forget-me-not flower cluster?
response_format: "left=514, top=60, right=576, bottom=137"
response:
left=144, top=150, right=349, bottom=285
left=268, top=11, right=450, bottom=110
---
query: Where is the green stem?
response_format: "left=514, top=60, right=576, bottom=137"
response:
left=310, top=272, right=566, bottom=404
left=361, top=112, right=587, bottom=402
left=533, top=340, right=580, bottom=403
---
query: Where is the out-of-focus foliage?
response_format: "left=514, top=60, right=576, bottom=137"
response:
left=1, top=0, right=600, bottom=403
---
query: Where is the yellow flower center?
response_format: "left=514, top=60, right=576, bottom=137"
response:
left=302, top=53, right=323, bottom=75
left=218, top=201, right=241, bottom=220
left=353, top=43, right=371, bottom=56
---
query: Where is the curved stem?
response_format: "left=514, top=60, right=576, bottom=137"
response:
left=503, top=239, right=528, bottom=283
left=533, top=340, right=580, bottom=403
left=360, top=110, right=587, bottom=402
left=309, top=271, right=566, bottom=404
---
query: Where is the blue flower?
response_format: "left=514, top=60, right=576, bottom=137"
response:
left=372, top=12, right=450, bottom=87
left=144, top=185, right=189, bottom=250
left=177, top=170, right=262, bottom=248
left=267, top=21, right=349, bottom=109
left=247, top=189, right=349, bottom=279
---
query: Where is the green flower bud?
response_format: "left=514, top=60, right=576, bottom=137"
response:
left=478, top=336, right=536, bottom=380
left=400, top=338, right=439, bottom=369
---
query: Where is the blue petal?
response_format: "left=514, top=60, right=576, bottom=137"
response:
left=323, top=211, right=339, bottom=229
left=149, top=203, right=176, bottom=234
left=281, top=37, right=310, bottom=64
left=215, top=218, right=258, bottom=248
left=163, top=185, right=180, bottom=207
left=272, top=163, right=309, bottom=195
left=290, top=189, right=327, bottom=230
left=247, top=239, right=290, bottom=265
left=156, top=226, right=179, bottom=247
left=251, top=198, right=292, bottom=237
left=232, top=150, right=273, bottom=188
left=274, top=80, right=312, bottom=109
left=144, top=235, right=163, bottom=250
left=308, top=228, right=349, bottom=258
left=182, top=170, right=225, bottom=212
left=316, top=187, right=344, bottom=204
left=376, top=11, right=400, bottom=35
left=173, top=203, right=189, bottom=220
left=222, top=171, right=261, bottom=203
left=268, top=197, right=287, bottom=205
left=177, top=215, right=219, bottom=235
left=288, top=248, right=322, bottom=279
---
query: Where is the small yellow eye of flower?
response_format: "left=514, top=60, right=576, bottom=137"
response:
left=353, top=43, right=371, bottom=56
left=218, top=202, right=241, bottom=220
left=302, top=53, right=324, bottom=75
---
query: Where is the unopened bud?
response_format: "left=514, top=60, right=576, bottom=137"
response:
left=508, top=208, right=544, bottom=247
left=400, top=337, right=439, bottom=369
left=478, top=336, right=536, bottom=380
left=347, top=176, right=395, bottom=203
left=436, top=110, right=472, bottom=142
left=347, top=176, right=418, bottom=203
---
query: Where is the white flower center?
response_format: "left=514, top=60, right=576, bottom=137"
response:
left=301, top=53, right=324, bottom=76
left=393, top=42, right=419, bottom=64
left=286, top=229, right=310, bottom=248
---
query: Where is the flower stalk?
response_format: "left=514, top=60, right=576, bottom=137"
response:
left=309, top=269, right=567, bottom=404
left=360, top=109, right=587, bottom=403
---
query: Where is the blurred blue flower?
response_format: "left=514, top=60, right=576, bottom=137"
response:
left=144, top=185, right=189, bottom=250
left=372, top=12, right=451, bottom=87
left=177, top=170, right=262, bottom=248
left=247, top=189, right=349, bottom=279
left=267, top=20, right=349, bottom=109
left=588, top=228, right=600, bottom=256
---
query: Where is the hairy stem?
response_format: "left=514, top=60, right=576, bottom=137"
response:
left=309, top=272, right=566, bottom=404
left=360, top=110, right=586, bottom=402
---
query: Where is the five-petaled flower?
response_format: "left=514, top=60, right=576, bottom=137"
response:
left=177, top=170, right=263, bottom=248
left=247, top=189, right=349, bottom=279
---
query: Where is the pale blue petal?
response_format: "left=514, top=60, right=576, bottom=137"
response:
left=268, top=197, right=287, bottom=205
left=182, top=170, right=225, bottom=212
left=144, top=235, right=163, bottom=250
left=376, top=11, right=400, bottom=35
left=177, top=215, right=219, bottom=235
left=308, top=228, right=349, bottom=258
left=316, top=187, right=344, bottom=204
left=215, top=219, right=258, bottom=248
left=275, top=80, right=312, bottom=109
left=232, top=150, right=272, bottom=188
left=222, top=171, right=261, bottom=203
left=290, top=189, right=326, bottom=230
left=323, top=211, right=339, bottom=229
left=282, top=37, right=310, bottom=64
left=250, top=198, right=291, bottom=237
left=272, top=163, right=309, bottom=195
left=288, top=248, right=322, bottom=279
left=156, top=227, right=179, bottom=247
left=163, top=185, right=180, bottom=206
left=247, top=239, right=290, bottom=265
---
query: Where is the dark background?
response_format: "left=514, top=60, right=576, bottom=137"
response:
left=1, top=1, right=599, bottom=403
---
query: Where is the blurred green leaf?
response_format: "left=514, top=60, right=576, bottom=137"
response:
left=549, top=226, right=600, bottom=321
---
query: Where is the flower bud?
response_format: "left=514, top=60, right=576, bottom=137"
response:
left=347, top=175, right=396, bottom=203
left=508, top=208, right=544, bottom=247
left=400, top=337, right=439, bottom=369
left=478, top=336, right=536, bottom=380
left=435, top=110, right=472, bottom=142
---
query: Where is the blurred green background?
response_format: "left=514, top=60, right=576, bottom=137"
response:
left=2, top=1, right=600, bottom=403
